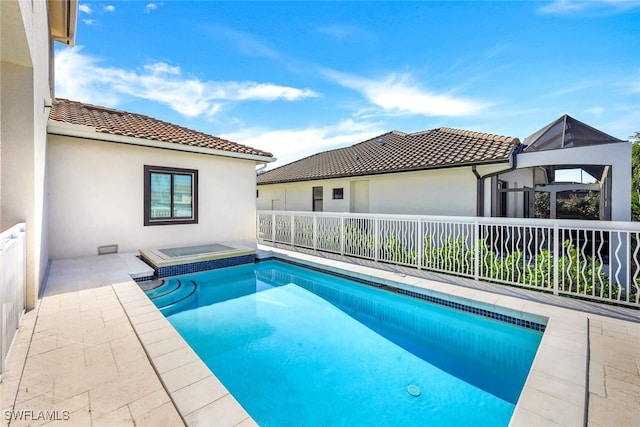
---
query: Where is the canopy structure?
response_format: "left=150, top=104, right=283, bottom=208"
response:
left=499, top=114, right=631, bottom=221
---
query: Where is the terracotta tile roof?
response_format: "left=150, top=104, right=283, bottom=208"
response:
left=257, top=128, right=519, bottom=184
left=49, top=98, right=273, bottom=158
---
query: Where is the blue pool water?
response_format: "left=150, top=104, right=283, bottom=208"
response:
left=146, top=260, right=542, bottom=426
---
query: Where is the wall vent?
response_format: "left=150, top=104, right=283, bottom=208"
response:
left=98, top=244, right=118, bottom=255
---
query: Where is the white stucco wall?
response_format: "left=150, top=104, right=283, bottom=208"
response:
left=1, top=0, right=52, bottom=308
left=516, top=143, right=632, bottom=221
left=366, top=169, right=471, bottom=215
left=47, top=135, right=259, bottom=259
left=258, top=164, right=509, bottom=216
left=257, top=178, right=353, bottom=212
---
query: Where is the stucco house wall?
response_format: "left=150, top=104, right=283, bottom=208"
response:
left=1, top=0, right=56, bottom=308
left=369, top=167, right=482, bottom=216
left=258, top=163, right=511, bottom=216
left=258, top=178, right=354, bottom=212
left=47, top=135, right=260, bottom=259
left=516, top=143, right=631, bottom=221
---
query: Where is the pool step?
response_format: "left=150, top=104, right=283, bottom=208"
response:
left=145, top=279, right=198, bottom=310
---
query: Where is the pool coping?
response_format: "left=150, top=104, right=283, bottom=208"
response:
left=126, top=247, right=588, bottom=427
left=139, top=245, right=255, bottom=268
left=112, top=282, right=256, bottom=426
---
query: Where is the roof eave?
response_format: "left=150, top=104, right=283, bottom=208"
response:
left=47, top=120, right=276, bottom=164
left=257, top=158, right=511, bottom=185
left=49, top=0, right=78, bottom=46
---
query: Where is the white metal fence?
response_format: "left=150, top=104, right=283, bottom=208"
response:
left=1, top=223, right=26, bottom=379
left=257, top=211, right=640, bottom=308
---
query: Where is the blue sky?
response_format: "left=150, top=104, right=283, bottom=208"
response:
left=55, top=0, right=640, bottom=168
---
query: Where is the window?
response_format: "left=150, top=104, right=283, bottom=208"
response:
left=332, top=188, right=344, bottom=200
left=312, top=186, right=323, bottom=212
left=144, top=165, right=198, bottom=226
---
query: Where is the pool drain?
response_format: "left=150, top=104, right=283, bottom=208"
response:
left=407, top=384, right=421, bottom=397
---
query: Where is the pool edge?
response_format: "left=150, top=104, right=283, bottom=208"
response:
left=121, top=247, right=587, bottom=427
left=112, top=280, right=258, bottom=427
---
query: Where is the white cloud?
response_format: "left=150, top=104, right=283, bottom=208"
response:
left=221, top=119, right=387, bottom=169
left=539, top=0, right=640, bottom=14
left=78, top=4, right=114, bottom=25
left=78, top=4, right=92, bottom=14
left=324, top=70, right=489, bottom=118
left=145, top=3, right=159, bottom=13
left=55, top=47, right=318, bottom=117
left=225, top=83, right=317, bottom=102
left=144, top=62, right=181, bottom=75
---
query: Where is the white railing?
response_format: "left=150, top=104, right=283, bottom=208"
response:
left=1, top=223, right=26, bottom=380
left=257, top=211, right=640, bottom=308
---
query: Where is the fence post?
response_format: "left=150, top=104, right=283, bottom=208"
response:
left=290, top=213, right=295, bottom=246
left=271, top=212, right=276, bottom=243
left=374, top=216, right=379, bottom=262
left=416, top=218, right=422, bottom=270
left=625, top=231, right=631, bottom=302
left=313, top=214, right=317, bottom=251
left=474, top=219, right=480, bottom=280
left=553, top=222, right=559, bottom=296
left=340, top=214, right=345, bottom=255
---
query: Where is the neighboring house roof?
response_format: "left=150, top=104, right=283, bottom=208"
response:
left=524, top=114, right=625, bottom=152
left=48, top=98, right=274, bottom=160
left=257, top=127, right=519, bottom=185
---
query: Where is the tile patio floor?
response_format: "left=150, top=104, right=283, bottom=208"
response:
left=0, top=248, right=639, bottom=426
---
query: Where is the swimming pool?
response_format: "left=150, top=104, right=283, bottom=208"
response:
left=145, top=260, right=543, bottom=426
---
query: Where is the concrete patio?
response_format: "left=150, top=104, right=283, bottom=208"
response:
left=0, top=255, right=252, bottom=427
left=0, top=248, right=639, bottom=426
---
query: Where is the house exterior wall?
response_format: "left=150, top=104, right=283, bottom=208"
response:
left=516, top=143, right=632, bottom=221
left=47, top=135, right=259, bottom=259
left=369, top=168, right=478, bottom=216
left=1, top=0, right=53, bottom=309
left=258, top=178, right=354, bottom=212
left=258, top=164, right=508, bottom=216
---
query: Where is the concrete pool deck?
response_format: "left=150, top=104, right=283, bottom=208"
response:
left=1, top=247, right=639, bottom=426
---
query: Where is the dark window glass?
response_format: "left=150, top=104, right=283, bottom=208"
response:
left=333, top=188, right=344, bottom=200
left=144, top=166, right=198, bottom=226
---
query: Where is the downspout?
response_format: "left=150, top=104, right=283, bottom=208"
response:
left=473, top=143, right=525, bottom=217
left=256, top=163, right=268, bottom=174
left=472, top=166, right=482, bottom=217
